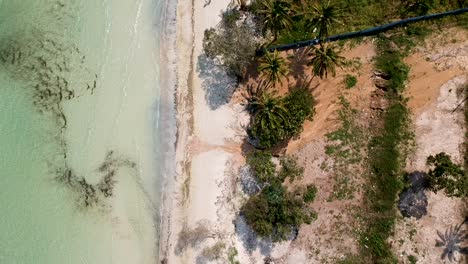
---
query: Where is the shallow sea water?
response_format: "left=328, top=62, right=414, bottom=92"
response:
left=0, top=1, right=166, bottom=263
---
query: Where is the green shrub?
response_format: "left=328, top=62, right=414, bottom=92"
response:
left=283, top=88, right=316, bottom=136
left=246, top=150, right=276, bottom=184
left=242, top=181, right=308, bottom=241
left=249, top=88, right=315, bottom=149
left=344, top=74, right=357, bottom=89
left=303, top=184, right=318, bottom=203
left=408, top=255, right=417, bottom=264
left=426, top=152, right=468, bottom=197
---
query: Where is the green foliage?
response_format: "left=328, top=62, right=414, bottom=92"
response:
left=360, top=42, right=413, bottom=262
left=227, top=247, right=240, bottom=264
left=242, top=154, right=315, bottom=241
left=303, top=0, right=342, bottom=40
left=249, top=91, right=290, bottom=148
left=344, top=74, right=357, bottom=89
left=278, top=155, right=304, bottom=182
left=408, top=255, right=418, bottom=264
left=283, top=88, right=316, bottom=136
left=325, top=96, right=365, bottom=201
left=242, top=181, right=308, bottom=241
left=257, top=0, right=293, bottom=40
left=303, top=184, right=318, bottom=203
left=249, top=87, right=315, bottom=149
left=257, top=50, right=289, bottom=85
left=247, top=150, right=276, bottom=184
left=426, top=152, right=468, bottom=197
left=375, top=39, right=410, bottom=92
left=308, top=45, right=345, bottom=79
left=203, top=8, right=261, bottom=78
left=401, top=0, right=436, bottom=16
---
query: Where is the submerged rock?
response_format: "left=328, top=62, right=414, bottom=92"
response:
left=398, top=171, right=429, bottom=219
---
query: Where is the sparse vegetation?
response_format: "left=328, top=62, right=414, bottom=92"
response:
left=426, top=152, right=468, bottom=197
left=303, top=184, right=318, bottom=203
left=325, top=96, right=365, bottom=201
left=344, top=74, right=357, bottom=89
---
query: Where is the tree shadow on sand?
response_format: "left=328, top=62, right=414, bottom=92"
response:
left=197, top=54, right=237, bottom=110
left=235, top=215, right=274, bottom=256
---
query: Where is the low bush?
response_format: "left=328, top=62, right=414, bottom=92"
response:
left=283, top=88, right=316, bottom=136
left=278, top=155, right=304, bottom=183
left=242, top=153, right=316, bottom=241
left=246, top=150, right=276, bottom=184
left=303, top=184, right=318, bottom=203
left=242, top=181, right=310, bottom=241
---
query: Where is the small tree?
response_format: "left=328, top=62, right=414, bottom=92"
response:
left=257, top=50, right=289, bottom=85
left=308, top=44, right=345, bottom=79
left=426, top=153, right=468, bottom=198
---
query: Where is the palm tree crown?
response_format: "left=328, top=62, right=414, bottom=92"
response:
left=258, top=50, right=289, bottom=85
left=258, top=0, right=293, bottom=40
left=251, top=91, right=289, bottom=133
left=308, top=44, right=345, bottom=79
left=304, top=0, right=341, bottom=40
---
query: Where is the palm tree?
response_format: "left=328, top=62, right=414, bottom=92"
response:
left=251, top=92, right=288, bottom=136
left=258, top=0, right=293, bottom=41
left=258, top=50, right=289, bottom=85
left=303, top=0, right=341, bottom=41
left=308, top=44, right=345, bottom=79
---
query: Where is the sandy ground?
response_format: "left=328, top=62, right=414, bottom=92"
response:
left=391, top=28, right=468, bottom=264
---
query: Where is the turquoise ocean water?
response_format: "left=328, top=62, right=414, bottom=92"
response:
left=0, top=1, right=167, bottom=263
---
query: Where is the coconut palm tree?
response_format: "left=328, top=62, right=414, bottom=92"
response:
left=251, top=91, right=289, bottom=129
left=303, top=0, right=341, bottom=41
left=258, top=50, right=289, bottom=85
left=308, top=44, right=345, bottom=79
left=250, top=91, right=290, bottom=147
left=258, top=0, right=293, bottom=41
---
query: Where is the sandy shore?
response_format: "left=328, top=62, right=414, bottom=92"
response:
left=159, top=0, right=248, bottom=262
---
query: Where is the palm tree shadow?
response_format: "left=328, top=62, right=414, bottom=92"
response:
left=288, top=47, right=310, bottom=80
left=197, top=54, right=237, bottom=110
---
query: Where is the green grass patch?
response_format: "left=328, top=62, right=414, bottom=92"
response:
left=359, top=36, right=413, bottom=263
left=344, top=74, right=358, bottom=89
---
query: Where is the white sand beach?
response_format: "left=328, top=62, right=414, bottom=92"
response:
left=159, top=0, right=249, bottom=262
